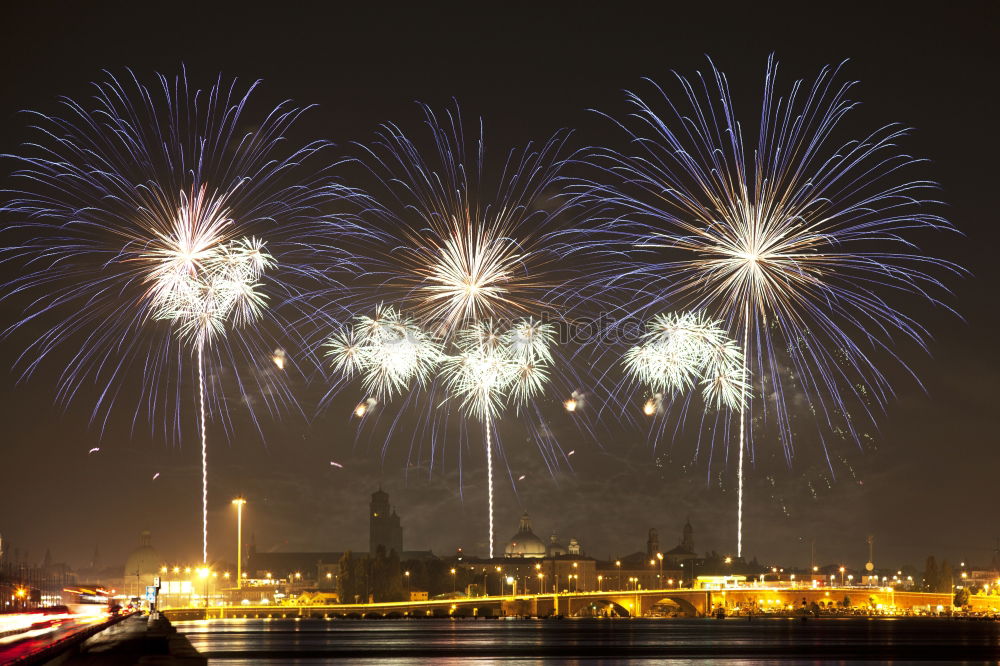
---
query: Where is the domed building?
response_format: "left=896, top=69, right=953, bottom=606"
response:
left=123, top=530, right=161, bottom=597
left=504, top=513, right=547, bottom=558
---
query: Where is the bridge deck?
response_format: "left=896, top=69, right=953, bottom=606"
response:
left=163, top=587, right=955, bottom=620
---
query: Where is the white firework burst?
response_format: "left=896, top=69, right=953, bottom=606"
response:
left=325, top=305, right=443, bottom=402
left=624, top=311, right=745, bottom=411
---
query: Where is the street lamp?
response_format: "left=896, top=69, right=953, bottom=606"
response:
left=597, top=575, right=603, bottom=592
left=615, top=560, right=621, bottom=590
left=198, top=567, right=210, bottom=607
left=656, top=553, right=664, bottom=588
left=537, top=572, right=545, bottom=594
left=451, top=568, right=457, bottom=593
left=506, top=576, right=515, bottom=597
left=839, top=566, right=846, bottom=587
left=231, top=498, right=246, bottom=590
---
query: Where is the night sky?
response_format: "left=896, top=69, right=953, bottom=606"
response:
left=1, top=2, right=997, bottom=573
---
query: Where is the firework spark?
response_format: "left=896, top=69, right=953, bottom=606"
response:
left=579, top=55, right=959, bottom=556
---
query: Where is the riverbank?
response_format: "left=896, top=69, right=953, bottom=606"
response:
left=59, top=613, right=204, bottom=665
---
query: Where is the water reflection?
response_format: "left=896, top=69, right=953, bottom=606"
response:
left=173, top=616, right=1000, bottom=664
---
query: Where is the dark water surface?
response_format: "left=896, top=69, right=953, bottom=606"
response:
left=173, top=616, right=1000, bottom=664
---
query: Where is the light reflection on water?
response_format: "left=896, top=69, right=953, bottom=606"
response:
left=172, top=616, right=1000, bottom=665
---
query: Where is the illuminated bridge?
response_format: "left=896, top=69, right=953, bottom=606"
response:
left=163, top=587, right=957, bottom=620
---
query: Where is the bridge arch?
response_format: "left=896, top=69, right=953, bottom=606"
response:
left=647, top=595, right=701, bottom=617
left=566, top=598, right=632, bottom=617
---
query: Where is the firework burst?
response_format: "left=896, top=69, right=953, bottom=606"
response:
left=325, top=305, right=443, bottom=402
left=1, top=69, right=356, bottom=562
left=328, top=102, right=577, bottom=335
left=321, top=103, right=590, bottom=556
left=578, top=55, right=960, bottom=556
left=624, top=311, right=746, bottom=411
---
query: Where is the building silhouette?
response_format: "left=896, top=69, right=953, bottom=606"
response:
left=369, top=488, right=403, bottom=557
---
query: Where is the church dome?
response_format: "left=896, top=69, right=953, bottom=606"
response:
left=123, top=531, right=161, bottom=578
left=504, top=513, right=546, bottom=558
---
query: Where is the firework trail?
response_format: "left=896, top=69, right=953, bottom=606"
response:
left=440, top=318, right=555, bottom=557
left=575, top=56, right=960, bottom=556
left=320, top=103, right=590, bottom=556
left=1, top=69, right=357, bottom=562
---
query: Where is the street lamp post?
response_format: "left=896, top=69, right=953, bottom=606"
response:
left=506, top=576, right=515, bottom=598
left=615, top=560, right=621, bottom=590
left=597, top=575, right=603, bottom=592
left=656, top=553, right=663, bottom=588
left=198, top=567, right=210, bottom=608
left=404, top=570, right=410, bottom=599
left=839, top=566, right=846, bottom=587
left=537, top=573, right=544, bottom=594
left=231, top=498, right=246, bottom=590
left=451, top=568, right=457, bottom=593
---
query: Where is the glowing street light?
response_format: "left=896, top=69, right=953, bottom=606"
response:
left=597, top=575, right=603, bottom=592
left=451, top=568, right=457, bottom=593
left=839, top=566, right=846, bottom=587
left=232, top=498, right=246, bottom=589
left=197, top=567, right=210, bottom=607
left=615, top=560, right=622, bottom=590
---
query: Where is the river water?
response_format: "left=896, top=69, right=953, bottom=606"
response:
left=174, top=616, right=1000, bottom=664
